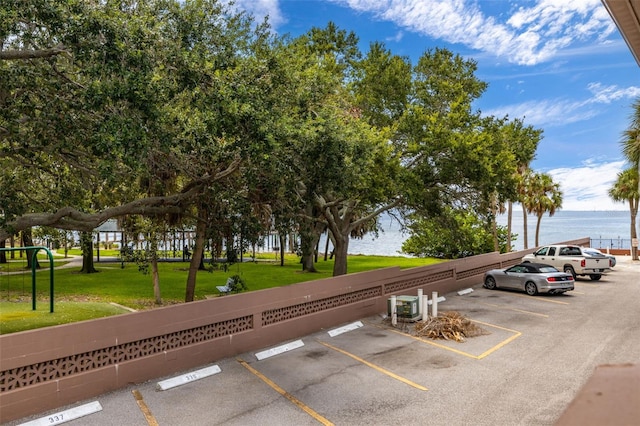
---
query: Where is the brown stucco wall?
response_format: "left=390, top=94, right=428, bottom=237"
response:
left=0, top=243, right=584, bottom=423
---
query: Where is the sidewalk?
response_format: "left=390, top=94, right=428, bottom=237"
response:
left=615, top=255, right=640, bottom=268
left=56, top=254, right=83, bottom=269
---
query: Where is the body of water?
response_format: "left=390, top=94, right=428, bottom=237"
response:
left=337, top=210, right=636, bottom=256
left=497, top=210, right=634, bottom=251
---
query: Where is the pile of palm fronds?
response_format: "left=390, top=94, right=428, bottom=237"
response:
left=414, top=311, right=489, bottom=342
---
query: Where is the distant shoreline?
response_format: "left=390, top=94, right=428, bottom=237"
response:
left=343, top=210, right=635, bottom=256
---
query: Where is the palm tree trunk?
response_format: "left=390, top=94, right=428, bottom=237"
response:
left=522, top=205, right=529, bottom=249
left=636, top=160, right=640, bottom=260
left=535, top=214, right=543, bottom=247
left=631, top=195, right=638, bottom=261
left=506, top=201, right=513, bottom=253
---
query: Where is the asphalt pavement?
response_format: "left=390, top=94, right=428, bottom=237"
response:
left=5, top=257, right=640, bottom=426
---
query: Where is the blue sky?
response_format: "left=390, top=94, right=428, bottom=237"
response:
left=232, top=0, right=639, bottom=211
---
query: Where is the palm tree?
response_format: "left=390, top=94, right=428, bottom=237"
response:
left=622, top=98, right=640, bottom=172
left=519, top=168, right=534, bottom=249
left=609, top=168, right=639, bottom=260
left=621, top=98, right=640, bottom=259
left=523, top=172, right=563, bottom=247
left=503, top=120, right=542, bottom=251
left=508, top=167, right=531, bottom=250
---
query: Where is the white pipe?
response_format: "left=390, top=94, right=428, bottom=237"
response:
left=422, top=294, right=429, bottom=322
left=431, top=291, right=438, bottom=318
left=390, top=295, right=397, bottom=326
left=417, top=289, right=423, bottom=320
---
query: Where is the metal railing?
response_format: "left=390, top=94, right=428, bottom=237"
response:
left=590, top=237, right=632, bottom=250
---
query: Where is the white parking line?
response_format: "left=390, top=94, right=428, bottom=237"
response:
left=156, top=365, right=222, bottom=391
left=18, top=401, right=102, bottom=426
left=255, top=339, right=305, bottom=360
left=328, top=321, right=364, bottom=337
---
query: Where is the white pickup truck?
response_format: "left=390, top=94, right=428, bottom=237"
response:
left=522, top=245, right=612, bottom=281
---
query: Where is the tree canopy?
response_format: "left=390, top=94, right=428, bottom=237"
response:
left=1, top=1, right=550, bottom=294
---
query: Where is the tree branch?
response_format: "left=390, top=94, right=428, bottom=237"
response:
left=0, top=157, right=243, bottom=241
left=0, top=45, right=67, bottom=61
left=1, top=191, right=195, bottom=242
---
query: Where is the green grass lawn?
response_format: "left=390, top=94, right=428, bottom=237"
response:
left=0, top=253, right=442, bottom=334
left=0, top=301, right=132, bottom=334
left=0, top=256, right=73, bottom=273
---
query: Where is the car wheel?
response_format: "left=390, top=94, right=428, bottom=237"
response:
left=484, top=276, right=497, bottom=290
left=563, top=265, right=576, bottom=279
left=525, top=281, right=538, bottom=296
left=589, top=274, right=601, bottom=281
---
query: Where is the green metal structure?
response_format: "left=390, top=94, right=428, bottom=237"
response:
left=0, top=246, right=55, bottom=313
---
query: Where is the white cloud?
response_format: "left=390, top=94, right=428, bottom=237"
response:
left=483, top=83, right=640, bottom=127
left=329, top=0, right=616, bottom=65
left=483, top=98, right=599, bottom=126
left=386, top=31, right=404, bottom=43
left=548, top=160, right=628, bottom=211
left=586, top=83, right=640, bottom=104
left=226, top=0, right=286, bottom=28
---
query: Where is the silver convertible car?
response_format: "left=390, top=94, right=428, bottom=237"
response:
left=483, top=263, right=574, bottom=296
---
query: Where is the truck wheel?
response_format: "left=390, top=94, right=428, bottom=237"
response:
left=564, top=265, right=576, bottom=279
left=589, top=274, right=601, bottom=281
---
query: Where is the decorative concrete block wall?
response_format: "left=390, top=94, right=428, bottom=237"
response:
left=0, top=241, right=587, bottom=423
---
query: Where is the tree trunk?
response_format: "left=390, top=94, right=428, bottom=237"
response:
left=279, top=234, right=286, bottom=267
left=63, top=231, right=70, bottom=258
left=314, top=236, right=321, bottom=262
left=630, top=201, right=638, bottom=261
left=185, top=208, right=206, bottom=302
left=506, top=201, right=513, bottom=253
left=198, top=249, right=206, bottom=270
left=323, top=230, right=331, bottom=261
left=490, top=193, right=499, bottom=253
left=522, top=205, right=529, bottom=249
left=288, top=232, right=295, bottom=253
left=150, top=237, right=162, bottom=305
left=320, top=203, right=352, bottom=277
left=299, top=230, right=318, bottom=272
left=79, top=231, right=98, bottom=273
left=332, top=234, right=349, bottom=276
left=22, top=229, right=41, bottom=269
left=535, top=214, right=543, bottom=247
left=637, top=160, right=640, bottom=260
left=301, top=252, right=316, bottom=272
left=0, top=239, right=6, bottom=263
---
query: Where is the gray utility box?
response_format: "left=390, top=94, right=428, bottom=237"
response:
left=387, top=295, right=420, bottom=320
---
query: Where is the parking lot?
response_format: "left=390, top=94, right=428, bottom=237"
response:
left=9, top=258, right=640, bottom=426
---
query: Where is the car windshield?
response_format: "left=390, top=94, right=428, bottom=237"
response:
left=538, top=266, right=559, bottom=273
